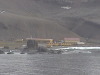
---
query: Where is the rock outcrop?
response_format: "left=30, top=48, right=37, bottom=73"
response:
left=0, top=50, right=5, bottom=54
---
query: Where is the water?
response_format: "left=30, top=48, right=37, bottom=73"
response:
left=0, top=50, right=100, bottom=75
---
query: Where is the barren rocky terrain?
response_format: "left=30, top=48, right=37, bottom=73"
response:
left=0, top=0, right=100, bottom=42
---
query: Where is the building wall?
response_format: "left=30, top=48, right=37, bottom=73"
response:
left=64, top=38, right=80, bottom=43
left=26, top=38, right=53, bottom=43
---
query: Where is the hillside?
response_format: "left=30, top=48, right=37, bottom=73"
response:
left=0, top=0, right=100, bottom=42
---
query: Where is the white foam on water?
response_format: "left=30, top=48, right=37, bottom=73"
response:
left=62, top=50, right=92, bottom=54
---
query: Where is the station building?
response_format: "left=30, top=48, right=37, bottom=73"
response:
left=64, top=38, right=80, bottom=44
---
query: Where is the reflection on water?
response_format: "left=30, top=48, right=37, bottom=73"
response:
left=0, top=50, right=100, bottom=75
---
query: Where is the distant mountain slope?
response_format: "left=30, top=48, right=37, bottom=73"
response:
left=0, top=0, right=100, bottom=42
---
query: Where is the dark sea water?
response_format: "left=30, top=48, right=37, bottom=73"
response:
left=0, top=50, right=100, bottom=75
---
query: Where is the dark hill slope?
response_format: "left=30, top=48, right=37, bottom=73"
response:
left=0, top=10, right=79, bottom=40
left=0, top=0, right=100, bottom=41
left=0, top=0, right=80, bottom=40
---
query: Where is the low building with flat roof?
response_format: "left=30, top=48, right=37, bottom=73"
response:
left=64, top=38, right=80, bottom=43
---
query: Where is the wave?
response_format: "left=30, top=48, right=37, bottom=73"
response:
left=62, top=50, right=92, bottom=54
